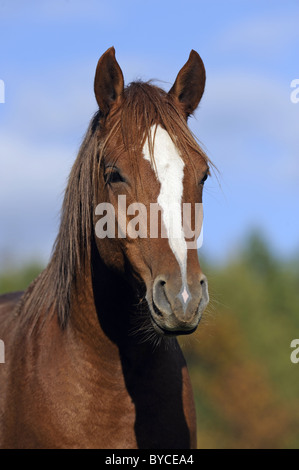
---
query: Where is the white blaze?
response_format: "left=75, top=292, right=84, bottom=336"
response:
left=143, top=125, right=189, bottom=304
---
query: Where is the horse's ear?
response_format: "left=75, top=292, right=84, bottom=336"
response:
left=94, top=47, right=124, bottom=116
left=168, top=50, right=206, bottom=118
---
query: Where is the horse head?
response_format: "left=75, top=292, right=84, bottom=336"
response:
left=93, top=47, right=209, bottom=337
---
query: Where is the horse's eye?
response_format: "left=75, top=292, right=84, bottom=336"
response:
left=104, top=168, right=125, bottom=184
left=200, top=172, right=208, bottom=185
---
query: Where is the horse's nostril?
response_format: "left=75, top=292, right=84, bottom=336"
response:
left=200, top=275, right=207, bottom=287
left=153, top=301, right=163, bottom=317
left=199, top=275, right=209, bottom=306
left=152, top=276, right=171, bottom=317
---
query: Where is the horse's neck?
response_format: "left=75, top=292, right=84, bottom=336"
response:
left=67, top=256, right=120, bottom=364
left=67, top=244, right=155, bottom=373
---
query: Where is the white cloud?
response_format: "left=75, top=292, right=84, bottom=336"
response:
left=0, top=131, right=74, bottom=261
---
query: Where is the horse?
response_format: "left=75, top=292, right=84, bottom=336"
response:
left=0, top=47, right=211, bottom=449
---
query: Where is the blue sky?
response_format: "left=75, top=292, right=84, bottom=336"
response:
left=0, top=0, right=299, bottom=266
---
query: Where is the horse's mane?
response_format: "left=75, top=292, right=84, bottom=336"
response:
left=19, top=81, right=211, bottom=328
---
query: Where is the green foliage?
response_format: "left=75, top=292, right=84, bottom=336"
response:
left=0, top=263, right=44, bottom=295
left=0, top=232, right=298, bottom=448
left=182, top=232, right=299, bottom=448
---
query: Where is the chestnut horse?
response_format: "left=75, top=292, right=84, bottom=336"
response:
left=0, top=48, right=210, bottom=449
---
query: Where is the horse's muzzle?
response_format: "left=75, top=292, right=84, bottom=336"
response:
left=148, top=274, right=209, bottom=336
